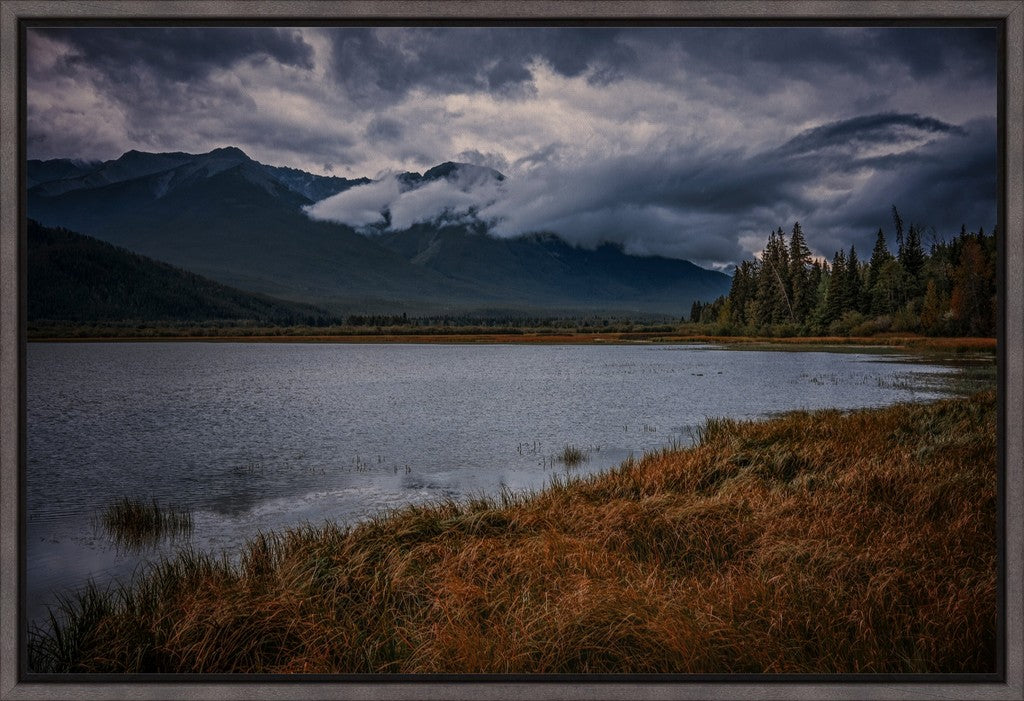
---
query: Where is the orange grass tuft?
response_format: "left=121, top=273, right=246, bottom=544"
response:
left=29, top=392, right=997, bottom=674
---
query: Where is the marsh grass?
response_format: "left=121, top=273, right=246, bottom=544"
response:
left=31, top=392, right=997, bottom=673
left=99, top=497, right=193, bottom=550
left=555, top=444, right=588, bottom=467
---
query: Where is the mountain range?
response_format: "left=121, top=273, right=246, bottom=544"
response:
left=27, top=147, right=731, bottom=318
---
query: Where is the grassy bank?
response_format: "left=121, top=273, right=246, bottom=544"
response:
left=27, top=325, right=996, bottom=353
left=30, top=392, right=997, bottom=674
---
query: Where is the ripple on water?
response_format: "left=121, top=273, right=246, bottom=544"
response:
left=25, top=342, right=980, bottom=624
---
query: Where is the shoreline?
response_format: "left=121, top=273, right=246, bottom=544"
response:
left=26, top=331, right=997, bottom=352
left=29, top=391, right=997, bottom=673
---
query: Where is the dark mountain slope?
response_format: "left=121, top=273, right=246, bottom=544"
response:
left=376, top=224, right=730, bottom=313
left=396, top=161, right=506, bottom=188
left=27, top=158, right=102, bottom=188
left=262, top=164, right=372, bottom=201
left=28, top=147, right=732, bottom=315
left=30, top=150, right=197, bottom=197
left=29, top=156, right=479, bottom=305
left=28, top=148, right=364, bottom=201
left=28, top=220, right=339, bottom=325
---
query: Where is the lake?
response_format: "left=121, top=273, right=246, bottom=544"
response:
left=25, top=341, right=976, bottom=625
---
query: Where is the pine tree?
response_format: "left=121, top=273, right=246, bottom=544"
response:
left=845, top=245, right=864, bottom=313
left=823, top=250, right=848, bottom=325
left=871, top=259, right=909, bottom=316
left=727, top=261, right=756, bottom=327
left=901, top=223, right=926, bottom=290
left=808, top=260, right=832, bottom=331
left=756, top=227, right=794, bottom=326
left=867, top=228, right=892, bottom=291
left=713, top=210, right=993, bottom=339
left=788, top=222, right=813, bottom=323
left=808, top=260, right=823, bottom=309
left=689, top=300, right=703, bottom=324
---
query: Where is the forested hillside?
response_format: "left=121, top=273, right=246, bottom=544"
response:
left=691, top=208, right=997, bottom=337
left=28, top=220, right=340, bottom=326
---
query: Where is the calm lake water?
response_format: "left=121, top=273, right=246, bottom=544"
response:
left=26, top=342, right=974, bottom=624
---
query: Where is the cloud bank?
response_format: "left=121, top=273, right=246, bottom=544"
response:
left=306, top=164, right=507, bottom=232
left=305, top=113, right=996, bottom=269
left=26, top=26, right=998, bottom=268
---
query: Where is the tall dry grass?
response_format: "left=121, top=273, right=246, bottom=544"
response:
left=99, top=497, right=193, bottom=550
left=555, top=445, right=588, bottom=467
left=30, top=391, right=997, bottom=674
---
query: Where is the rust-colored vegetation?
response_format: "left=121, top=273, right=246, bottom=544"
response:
left=30, top=392, right=997, bottom=674
left=27, top=325, right=997, bottom=353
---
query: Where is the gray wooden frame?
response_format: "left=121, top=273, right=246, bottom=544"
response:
left=1, top=3, right=1021, bottom=699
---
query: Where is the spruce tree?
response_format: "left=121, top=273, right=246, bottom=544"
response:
left=845, top=246, right=865, bottom=313
left=901, top=223, right=925, bottom=289
left=823, top=250, right=848, bottom=325
left=871, top=259, right=908, bottom=316
left=755, top=228, right=793, bottom=327
left=867, top=228, right=892, bottom=290
left=727, top=261, right=756, bottom=327
left=689, top=300, right=703, bottom=324
left=788, top=222, right=813, bottom=323
left=808, top=260, right=823, bottom=310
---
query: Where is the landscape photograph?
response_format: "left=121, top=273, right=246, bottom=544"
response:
left=11, top=18, right=1010, bottom=683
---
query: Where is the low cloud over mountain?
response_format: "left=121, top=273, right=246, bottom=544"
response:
left=27, top=26, right=997, bottom=270
left=305, top=162, right=506, bottom=231
left=28, top=148, right=732, bottom=315
left=303, top=113, right=996, bottom=270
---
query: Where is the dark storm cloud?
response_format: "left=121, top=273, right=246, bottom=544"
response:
left=27, top=25, right=997, bottom=267
left=630, top=27, right=997, bottom=91
left=485, top=58, right=534, bottom=91
left=327, top=27, right=635, bottom=105
left=514, top=143, right=565, bottom=169
left=454, top=149, right=510, bottom=173
left=229, top=117, right=359, bottom=165
left=533, top=113, right=979, bottom=224
left=811, top=118, right=998, bottom=247
left=489, top=113, right=997, bottom=264
left=773, top=113, right=966, bottom=158
left=37, top=27, right=314, bottom=82
left=365, top=117, right=404, bottom=143
left=877, top=28, right=998, bottom=80
left=310, top=112, right=996, bottom=269
left=27, top=27, right=357, bottom=169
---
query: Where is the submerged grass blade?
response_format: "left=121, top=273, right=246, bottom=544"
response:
left=100, top=497, right=193, bottom=550
left=555, top=445, right=588, bottom=467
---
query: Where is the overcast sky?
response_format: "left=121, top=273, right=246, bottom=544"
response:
left=26, top=26, right=998, bottom=269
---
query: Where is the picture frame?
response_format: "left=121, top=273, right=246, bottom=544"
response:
left=1, top=2, right=1021, bottom=699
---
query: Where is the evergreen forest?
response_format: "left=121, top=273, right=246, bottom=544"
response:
left=690, top=208, right=997, bottom=338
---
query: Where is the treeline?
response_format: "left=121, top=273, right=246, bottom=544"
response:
left=689, top=208, right=997, bottom=337
left=29, top=318, right=682, bottom=339
left=345, top=313, right=672, bottom=329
